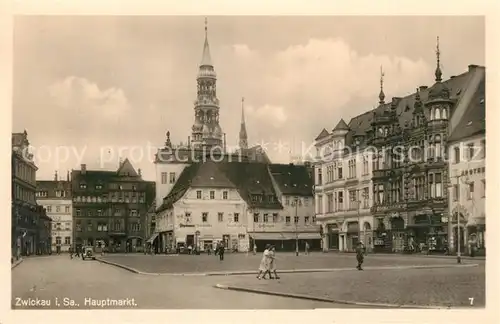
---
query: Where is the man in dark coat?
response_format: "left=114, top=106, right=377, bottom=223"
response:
left=355, top=242, right=365, bottom=270
left=218, top=242, right=225, bottom=261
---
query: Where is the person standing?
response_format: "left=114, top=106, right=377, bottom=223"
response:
left=69, top=246, right=73, bottom=259
left=257, top=244, right=271, bottom=279
left=269, top=245, right=280, bottom=279
left=253, top=243, right=257, bottom=255
left=305, top=242, right=310, bottom=255
left=355, top=242, right=365, bottom=270
left=218, top=242, right=225, bottom=261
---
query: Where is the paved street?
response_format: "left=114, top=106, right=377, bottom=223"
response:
left=100, top=252, right=482, bottom=274
left=11, top=255, right=357, bottom=309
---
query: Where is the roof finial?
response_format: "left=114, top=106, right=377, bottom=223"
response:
left=379, top=65, right=385, bottom=105
left=435, top=36, right=442, bottom=82
left=241, top=97, right=245, bottom=122
left=205, top=17, right=208, bottom=37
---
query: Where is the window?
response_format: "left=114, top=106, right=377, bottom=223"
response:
left=454, top=147, right=460, bottom=163
left=482, top=179, right=486, bottom=197
left=87, top=210, right=93, bottom=217
left=196, top=190, right=202, bottom=199
left=378, top=184, right=384, bottom=204
left=114, top=208, right=121, bottom=216
left=285, top=196, right=290, bottom=205
left=312, top=215, right=316, bottom=224
left=96, top=184, right=103, bottom=190
left=435, top=173, right=442, bottom=197
left=46, top=206, right=52, bottom=212
left=76, top=222, right=82, bottom=232
left=429, top=174, right=435, bottom=198
left=453, top=184, right=459, bottom=201
left=210, top=191, right=215, bottom=199
left=202, top=212, right=208, bottom=222
left=348, top=159, right=356, bottom=178
left=76, top=209, right=81, bottom=217
left=286, top=216, right=291, bottom=224
left=55, top=190, right=62, bottom=198
left=363, top=187, right=369, bottom=208
left=263, top=213, right=269, bottom=223
left=97, top=209, right=102, bottom=217
left=185, top=212, right=192, bottom=223
left=304, top=198, right=309, bottom=206
left=349, top=190, right=357, bottom=209
left=86, top=222, right=93, bottom=231
left=317, top=195, right=323, bottom=214
left=327, top=194, right=333, bottom=212
left=468, top=182, right=474, bottom=200
left=55, top=206, right=60, bottom=212
left=338, top=191, right=343, bottom=209
left=114, top=221, right=121, bottom=231
left=161, top=172, right=168, bottom=184
left=222, top=191, right=228, bottom=200
left=272, top=213, right=278, bottom=223
left=294, top=216, right=299, bottom=224
left=218, top=212, right=224, bottom=222
left=467, top=143, right=475, bottom=161
left=253, top=213, right=260, bottom=223
left=233, top=213, right=239, bottom=222
left=435, top=135, right=442, bottom=158
left=317, top=168, right=323, bottom=185
left=65, top=206, right=70, bottom=213
left=131, top=223, right=141, bottom=232
left=130, top=210, right=138, bottom=217
left=363, top=156, right=369, bottom=175
left=79, top=183, right=87, bottom=189
left=56, top=236, right=62, bottom=245
left=304, top=216, right=310, bottom=224
left=64, top=237, right=71, bottom=245
left=169, top=172, right=176, bottom=184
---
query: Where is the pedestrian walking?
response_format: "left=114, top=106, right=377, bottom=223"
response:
left=355, top=242, right=365, bottom=270
left=218, top=242, right=225, bottom=261
left=268, top=245, right=280, bottom=279
left=253, top=243, right=257, bottom=255
left=257, top=244, right=272, bottom=280
left=69, top=246, right=73, bottom=259
left=207, top=244, right=212, bottom=255
left=305, top=242, right=310, bottom=255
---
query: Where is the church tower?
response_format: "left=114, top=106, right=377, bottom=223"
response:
left=239, top=97, right=248, bottom=150
left=191, top=18, right=224, bottom=151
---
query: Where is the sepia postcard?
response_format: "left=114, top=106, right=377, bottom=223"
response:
left=3, top=2, right=498, bottom=324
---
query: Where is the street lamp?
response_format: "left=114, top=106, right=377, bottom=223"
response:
left=449, top=171, right=470, bottom=264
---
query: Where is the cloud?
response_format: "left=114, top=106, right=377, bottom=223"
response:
left=48, top=76, right=131, bottom=119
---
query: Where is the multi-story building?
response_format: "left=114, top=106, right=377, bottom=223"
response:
left=263, top=163, right=321, bottom=251
left=12, top=130, right=52, bottom=258
left=71, top=160, right=155, bottom=252
left=36, top=171, right=73, bottom=253
left=314, top=116, right=374, bottom=252
left=447, top=77, right=485, bottom=256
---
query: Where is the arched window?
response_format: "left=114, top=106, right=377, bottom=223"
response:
left=435, top=135, right=442, bottom=158
left=435, top=108, right=441, bottom=120
left=384, top=127, right=389, bottom=136
left=442, top=108, right=447, bottom=120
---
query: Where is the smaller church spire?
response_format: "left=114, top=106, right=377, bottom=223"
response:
left=200, top=17, right=213, bottom=67
left=379, top=65, right=386, bottom=105
left=239, top=97, right=248, bottom=150
left=435, top=36, right=443, bottom=82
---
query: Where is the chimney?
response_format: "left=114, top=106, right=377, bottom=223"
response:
left=81, top=164, right=86, bottom=174
left=468, top=64, right=479, bottom=72
left=138, top=168, right=142, bottom=177
left=67, top=170, right=70, bottom=182
left=187, top=136, right=191, bottom=148
left=419, top=86, right=428, bottom=91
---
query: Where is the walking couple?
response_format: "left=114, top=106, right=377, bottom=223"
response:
left=257, top=244, right=280, bottom=280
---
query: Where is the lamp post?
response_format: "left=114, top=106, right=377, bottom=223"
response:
left=449, top=171, right=469, bottom=264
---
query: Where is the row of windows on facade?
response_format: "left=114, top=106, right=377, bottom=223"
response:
left=52, top=222, right=71, bottom=230
left=72, top=195, right=146, bottom=204
left=453, top=140, right=486, bottom=164
left=181, top=212, right=316, bottom=225
left=317, top=187, right=370, bottom=213
left=44, top=205, right=71, bottom=213
left=75, top=208, right=142, bottom=217
left=78, top=183, right=141, bottom=191
left=161, top=172, right=176, bottom=184
left=14, top=184, right=36, bottom=205
left=75, top=222, right=141, bottom=232
left=452, top=179, right=486, bottom=201
left=14, top=160, right=36, bottom=185
left=54, top=236, right=71, bottom=245
left=36, top=190, right=67, bottom=198
left=317, top=158, right=370, bottom=185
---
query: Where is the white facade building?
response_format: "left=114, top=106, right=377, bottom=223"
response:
left=314, top=118, right=374, bottom=252
left=447, top=82, right=485, bottom=255
left=36, top=173, right=73, bottom=252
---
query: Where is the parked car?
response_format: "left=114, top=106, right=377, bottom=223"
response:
left=82, top=246, right=96, bottom=260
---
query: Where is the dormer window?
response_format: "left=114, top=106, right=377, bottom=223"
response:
left=79, top=183, right=87, bottom=189
left=95, top=184, right=103, bottom=190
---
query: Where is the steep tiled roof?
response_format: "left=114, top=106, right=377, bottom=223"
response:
left=343, top=69, right=477, bottom=147
left=71, top=170, right=116, bottom=191
left=36, top=180, right=72, bottom=198
left=117, top=158, right=139, bottom=177
left=314, top=128, right=330, bottom=141
left=448, top=78, right=485, bottom=142
left=268, top=164, right=313, bottom=197
left=333, top=119, right=350, bottom=132
left=157, top=161, right=284, bottom=212
left=245, top=145, right=272, bottom=164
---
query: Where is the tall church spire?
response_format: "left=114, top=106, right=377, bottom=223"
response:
left=379, top=65, right=386, bottom=105
left=239, top=97, right=248, bottom=150
left=435, top=36, right=443, bottom=82
left=200, top=17, right=213, bottom=67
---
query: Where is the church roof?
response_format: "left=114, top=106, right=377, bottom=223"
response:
left=200, top=34, right=213, bottom=67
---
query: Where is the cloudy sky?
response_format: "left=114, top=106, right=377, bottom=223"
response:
left=13, top=16, right=484, bottom=181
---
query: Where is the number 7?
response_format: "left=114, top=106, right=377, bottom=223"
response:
left=469, top=297, right=474, bottom=305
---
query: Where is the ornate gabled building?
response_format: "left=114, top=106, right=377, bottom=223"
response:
left=368, top=39, right=485, bottom=253
left=71, top=160, right=155, bottom=252
left=313, top=113, right=375, bottom=252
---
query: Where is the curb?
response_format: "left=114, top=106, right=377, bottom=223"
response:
left=11, top=258, right=24, bottom=269
left=97, top=258, right=478, bottom=276
left=213, top=284, right=452, bottom=309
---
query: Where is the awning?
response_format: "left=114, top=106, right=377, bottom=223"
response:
left=146, top=233, right=159, bottom=243
left=250, top=232, right=296, bottom=240
left=297, top=233, right=321, bottom=239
